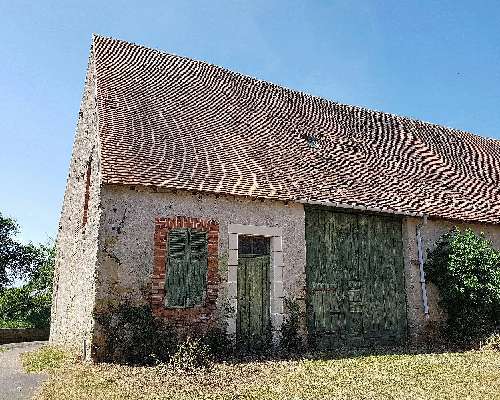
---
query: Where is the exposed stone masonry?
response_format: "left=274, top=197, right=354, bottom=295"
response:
left=50, top=50, right=102, bottom=357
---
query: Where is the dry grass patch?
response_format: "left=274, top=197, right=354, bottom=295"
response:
left=21, top=345, right=76, bottom=373
left=29, top=349, right=500, bottom=400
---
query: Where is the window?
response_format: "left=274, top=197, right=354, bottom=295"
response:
left=82, top=160, right=92, bottom=226
left=165, top=228, right=208, bottom=308
left=238, top=235, right=270, bottom=257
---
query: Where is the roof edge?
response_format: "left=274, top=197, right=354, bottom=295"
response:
left=101, top=182, right=500, bottom=225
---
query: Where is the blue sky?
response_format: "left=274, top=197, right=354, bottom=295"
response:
left=1, top=1, right=499, bottom=244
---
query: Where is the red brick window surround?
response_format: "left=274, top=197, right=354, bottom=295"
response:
left=152, top=216, right=219, bottom=326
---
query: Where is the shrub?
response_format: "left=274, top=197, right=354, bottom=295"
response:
left=94, top=304, right=177, bottom=365
left=426, top=228, right=500, bottom=345
left=0, top=319, right=31, bottom=328
left=94, top=304, right=236, bottom=365
left=169, top=336, right=212, bottom=372
left=201, top=325, right=233, bottom=359
left=280, top=297, right=302, bottom=352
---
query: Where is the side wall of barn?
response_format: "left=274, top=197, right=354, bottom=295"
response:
left=402, top=216, right=500, bottom=343
left=49, top=50, right=102, bottom=355
left=85, top=183, right=500, bottom=356
left=91, top=185, right=307, bottom=359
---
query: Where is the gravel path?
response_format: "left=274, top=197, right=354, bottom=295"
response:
left=0, top=341, right=47, bottom=400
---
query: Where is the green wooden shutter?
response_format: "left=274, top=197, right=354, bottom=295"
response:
left=187, top=229, right=208, bottom=307
left=165, top=228, right=208, bottom=308
left=166, top=228, right=188, bottom=307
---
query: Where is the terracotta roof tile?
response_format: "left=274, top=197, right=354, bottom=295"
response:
left=91, top=35, right=500, bottom=224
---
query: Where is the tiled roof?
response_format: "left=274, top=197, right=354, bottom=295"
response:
left=92, top=35, right=500, bottom=224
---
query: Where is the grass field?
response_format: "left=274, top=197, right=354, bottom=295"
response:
left=24, top=346, right=500, bottom=400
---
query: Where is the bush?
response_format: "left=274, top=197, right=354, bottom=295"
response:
left=94, top=304, right=236, bottom=365
left=169, top=336, right=212, bottom=372
left=426, top=228, right=500, bottom=345
left=0, top=319, right=31, bottom=328
left=0, top=285, right=52, bottom=329
left=201, top=325, right=233, bottom=359
left=280, top=297, right=302, bottom=352
left=94, top=304, right=177, bottom=365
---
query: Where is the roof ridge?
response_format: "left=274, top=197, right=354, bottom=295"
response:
left=91, top=34, right=498, bottom=143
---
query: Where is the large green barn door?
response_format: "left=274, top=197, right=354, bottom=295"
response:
left=305, top=207, right=407, bottom=348
left=237, top=236, right=271, bottom=352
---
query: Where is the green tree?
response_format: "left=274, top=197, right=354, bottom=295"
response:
left=0, top=212, right=46, bottom=289
left=0, top=212, right=55, bottom=328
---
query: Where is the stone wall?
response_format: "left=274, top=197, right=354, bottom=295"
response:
left=49, top=50, right=102, bottom=356
left=402, top=216, right=500, bottom=343
left=0, top=329, right=50, bottom=345
left=92, top=185, right=307, bottom=356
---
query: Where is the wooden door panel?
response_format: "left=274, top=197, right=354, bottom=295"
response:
left=237, top=255, right=270, bottom=351
left=306, top=207, right=407, bottom=347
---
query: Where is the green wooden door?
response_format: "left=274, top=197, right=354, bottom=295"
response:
left=237, top=237, right=271, bottom=352
left=305, top=206, right=407, bottom=348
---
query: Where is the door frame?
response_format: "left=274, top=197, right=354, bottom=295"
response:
left=227, top=224, right=284, bottom=344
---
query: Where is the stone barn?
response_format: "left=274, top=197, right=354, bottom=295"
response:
left=50, top=35, right=500, bottom=359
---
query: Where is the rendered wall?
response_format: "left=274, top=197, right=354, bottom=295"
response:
left=92, top=184, right=500, bottom=352
left=91, top=185, right=307, bottom=355
left=49, top=51, right=102, bottom=355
